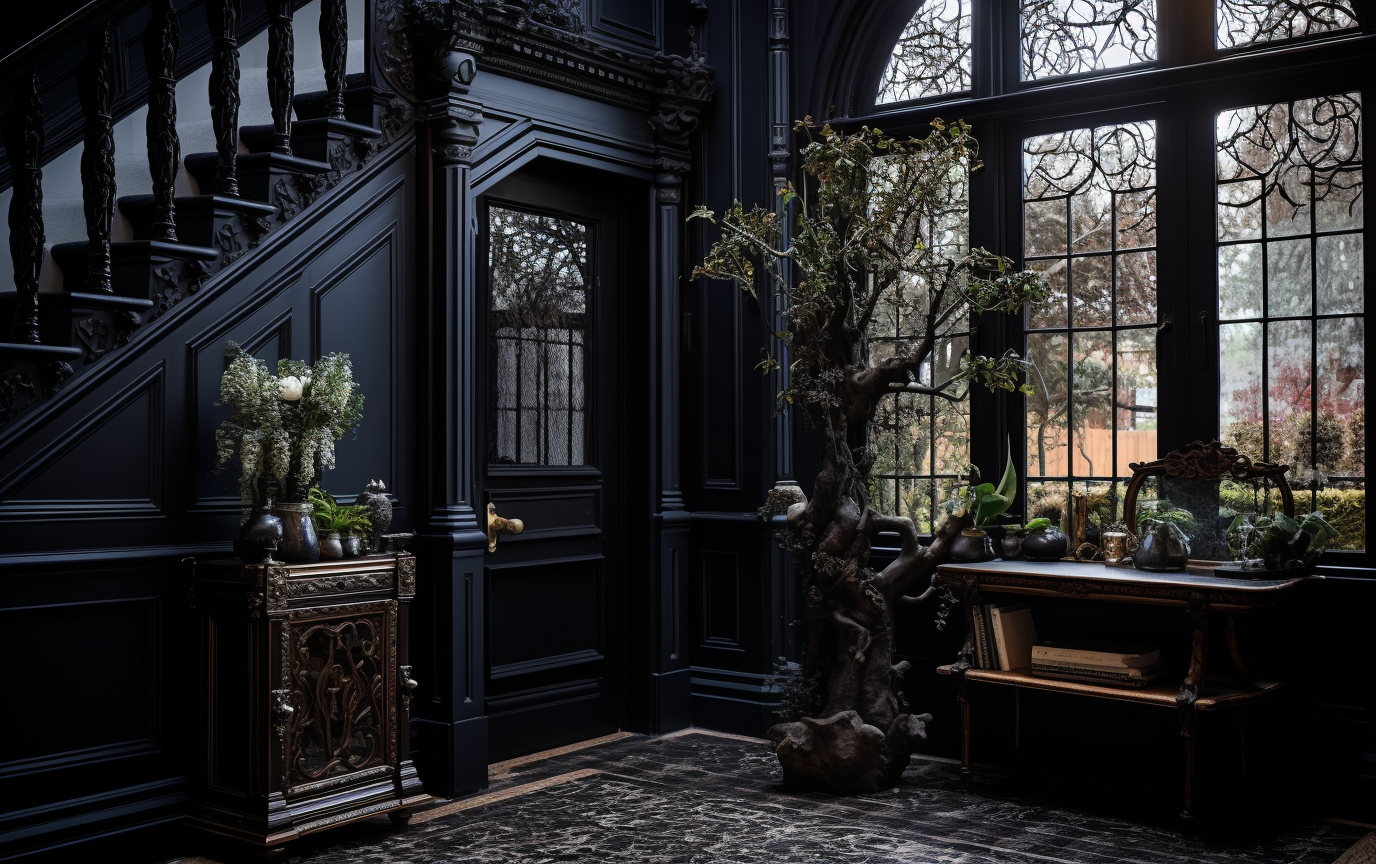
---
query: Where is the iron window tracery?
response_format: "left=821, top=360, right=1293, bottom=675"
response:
left=876, top=0, right=972, bottom=105
left=1020, top=0, right=1157, bottom=81
left=1217, top=0, right=1360, bottom=49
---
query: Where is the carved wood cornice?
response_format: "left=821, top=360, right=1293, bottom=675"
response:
left=373, top=0, right=714, bottom=149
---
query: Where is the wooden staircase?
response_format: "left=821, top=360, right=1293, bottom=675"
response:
left=1, top=0, right=394, bottom=424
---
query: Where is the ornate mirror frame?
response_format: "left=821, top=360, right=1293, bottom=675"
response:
left=1123, top=440, right=1295, bottom=542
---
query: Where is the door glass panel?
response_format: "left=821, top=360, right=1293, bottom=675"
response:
left=488, top=206, right=591, bottom=466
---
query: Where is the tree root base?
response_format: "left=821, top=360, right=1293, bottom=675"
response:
left=769, top=709, right=931, bottom=794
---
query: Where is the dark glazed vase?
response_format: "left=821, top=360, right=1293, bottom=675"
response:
left=236, top=511, right=284, bottom=562
left=1022, top=526, right=1068, bottom=561
left=950, top=529, right=996, bottom=563
left=1132, top=519, right=1190, bottom=572
left=320, top=531, right=344, bottom=560
left=273, top=502, right=320, bottom=563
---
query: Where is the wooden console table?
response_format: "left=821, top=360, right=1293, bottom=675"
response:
left=934, top=560, right=1323, bottom=818
left=186, top=553, right=431, bottom=853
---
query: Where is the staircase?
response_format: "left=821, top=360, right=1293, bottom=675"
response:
left=0, top=0, right=401, bottom=427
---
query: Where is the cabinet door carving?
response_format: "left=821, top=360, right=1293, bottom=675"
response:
left=285, top=601, right=396, bottom=793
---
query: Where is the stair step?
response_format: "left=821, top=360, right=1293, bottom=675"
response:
left=290, top=117, right=383, bottom=165
left=36, top=292, right=155, bottom=361
left=0, top=339, right=83, bottom=363
left=52, top=240, right=218, bottom=323
left=117, top=194, right=277, bottom=269
left=294, top=76, right=391, bottom=129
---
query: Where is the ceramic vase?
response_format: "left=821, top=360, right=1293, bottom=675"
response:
left=273, top=502, right=320, bottom=563
left=341, top=535, right=363, bottom=559
left=1022, top=526, right=1068, bottom=561
left=236, top=511, right=284, bottom=562
left=320, top=531, right=344, bottom=560
left=950, top=529, right=996, bottom=563
left=1001, top=534, right=1024, bottom=560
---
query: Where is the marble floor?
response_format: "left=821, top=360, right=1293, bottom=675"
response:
left=167, top=729, right=1370, bottom=864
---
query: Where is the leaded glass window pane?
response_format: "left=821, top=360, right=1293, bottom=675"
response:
left=1021, top=0, right=1157, bottom=82
left=1023, top=121, right=1159, bottom=530
left=1215, top=92, right=1364, bottom=549
left=868, top=163, right=971, bottom=530
left=1217, top=0, right=1359, bottom=49
left=876, top=0, right=971, bottom=105
left=488, top=206, right=591, bottom=467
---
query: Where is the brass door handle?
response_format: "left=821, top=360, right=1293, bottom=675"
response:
left=486, top=502, right=524, bottom=552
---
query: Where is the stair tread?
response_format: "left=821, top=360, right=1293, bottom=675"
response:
left=118, top=192, right=277, bottom=217
left=41, top=291, right=155, bottom=310
left=293, top=116, right=383, bottom=139
left=236, top=150, right=333, bottom=173
left=53, top=239, right=220, bottom=261
left=0, top=341, right=84, bottom=361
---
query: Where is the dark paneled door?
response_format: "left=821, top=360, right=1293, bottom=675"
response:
left=479, top=163, right=628, bottom=760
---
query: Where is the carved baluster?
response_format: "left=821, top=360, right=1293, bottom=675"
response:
left=207, top=0, right=242, bottom=197
left=145, top=0, right=182, bottom=242
left=3, top=73, right=45, bottom=343
left=266, top=0, right=296, bottom=154
left=80, top=25, right=117, bottom=293
left=320, top=0, right=347, bottom=120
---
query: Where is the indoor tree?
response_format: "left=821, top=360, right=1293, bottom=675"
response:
left=691, top=120, right=1046, bottom=793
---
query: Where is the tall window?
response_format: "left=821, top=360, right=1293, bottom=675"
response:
left=865, top=0, right=1367, bottom=561
left=1022, top=121, right=1158, bottom=528
left=868, top=161, right=971, bottom=531
left=1216, top=93, right=1365, bottom=549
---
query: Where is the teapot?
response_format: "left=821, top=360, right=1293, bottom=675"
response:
left=1132, top=517, right=1191, bottom=572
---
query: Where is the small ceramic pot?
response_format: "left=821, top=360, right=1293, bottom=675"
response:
left=1133, top=519, right=1190, bottom=572
left=949, top=529, right=996, bottom=563
left=320, top=531, right=344, bottom=560
left=273, top=502, right=320, bottom=563
left=1001, top=534, right=1024, bottom=560
left=1022, top=526, right=1068, bottom=561
left=341, top=535, right=363, bottom=559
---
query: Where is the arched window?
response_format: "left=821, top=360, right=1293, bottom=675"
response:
left=861, top=1, right=1369, bottom=559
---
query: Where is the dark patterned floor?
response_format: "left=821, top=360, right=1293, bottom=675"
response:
left=221, top=729, right=1368, bottom=864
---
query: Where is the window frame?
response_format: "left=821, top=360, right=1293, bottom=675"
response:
left=844, top=0, right=1374, bottom=568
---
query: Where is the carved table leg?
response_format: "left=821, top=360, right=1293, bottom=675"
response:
left=956, top=668, right=972, bottom=782
left=953, top=575, right=981, bottom=784
left=1014, top=688, right=1022, bottom=755
left=1177, top=591, right=1209, bottom=820
left=1238, top=713, right=1248, bottom=784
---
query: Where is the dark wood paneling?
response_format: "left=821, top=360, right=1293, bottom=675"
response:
left=0, top=140, right=417, bottom=857
left=486, top=558, right=602, bottom=672
left=0, top=367, right=164, bottom=519
left=700, top=550, right=741, bottom=648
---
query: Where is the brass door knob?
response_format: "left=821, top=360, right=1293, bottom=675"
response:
left=486, top=502, right=524, bottom=552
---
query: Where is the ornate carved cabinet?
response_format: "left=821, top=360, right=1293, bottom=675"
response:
left=187, top=554, right=429, bottom=851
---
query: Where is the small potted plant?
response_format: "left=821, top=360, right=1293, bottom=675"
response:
left=309, top=487, right=373, bottom=560
left=1225, top=511, right=1336, bottom=574
left=949, top=451, right=1017, bottom=563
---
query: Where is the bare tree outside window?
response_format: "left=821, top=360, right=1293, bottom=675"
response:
left=1217, top=0, right=1359, bottom=49
left=1021, top=0, right=1157, bottom=81
left=1216, top=92, right=1364, bottom=549
left=876, top=0, right=971, bottom=105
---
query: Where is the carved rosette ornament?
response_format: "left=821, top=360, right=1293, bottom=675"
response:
left=4, top=73, right=45, bottom=344
left=145, top=0, right=182, bottom=242
left=397, top=556, right=416, bottom=597
left=79, top=25, right=117, bottom=293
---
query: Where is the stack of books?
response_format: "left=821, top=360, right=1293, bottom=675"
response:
left=1029, top=641, right=1169, bottom=688
left=971, top=603, right=1038, bottom=672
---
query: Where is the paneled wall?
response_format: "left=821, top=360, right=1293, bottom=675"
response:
left=0, top=141, right=416, bottom=857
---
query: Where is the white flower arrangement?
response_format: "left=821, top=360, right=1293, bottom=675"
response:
left=214, top=342, right=365, bottom=512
